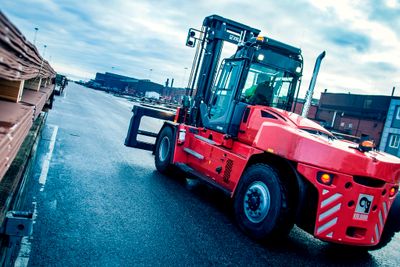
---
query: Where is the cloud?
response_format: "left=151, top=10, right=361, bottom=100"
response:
left=367, top=0, right=400, bottom=37
left=1, top=0, right=399, bottom=97
left=325, top=28, right=371, bottom=53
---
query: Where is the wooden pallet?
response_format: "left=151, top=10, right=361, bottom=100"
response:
left=0, top=77, right=53, bottom=102
left=24, top=77, right=42, bottom=91
left=0, top=79, right=25, bottom=102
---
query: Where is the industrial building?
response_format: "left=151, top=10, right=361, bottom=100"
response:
left=90, top=72, right=188, bottom=102
left=314, top=92, right=391, bottom=144
left=293, top=92, right=395, bottom=148
left=380, top=98, right=400, bottom=156
left=292, top=98, right=319, bottom=119
left=93, top=72, right=164, bottom=96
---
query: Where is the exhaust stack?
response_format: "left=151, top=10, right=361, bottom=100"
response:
left=301, top=51, right=326, bottom=118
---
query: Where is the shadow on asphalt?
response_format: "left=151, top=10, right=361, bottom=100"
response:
left=153, top=171, right=378, bottom=266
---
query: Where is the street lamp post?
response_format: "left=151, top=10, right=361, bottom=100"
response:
left=33, top=27, right=38, bottom=46
left=182, top=67, right=188, bottom=88
left=42, top=44, right=47, bottom=58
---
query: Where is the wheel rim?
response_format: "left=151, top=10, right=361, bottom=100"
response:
left=159, top=136, right=170, bottom=162
left=244, top=181, right=271, bottom=223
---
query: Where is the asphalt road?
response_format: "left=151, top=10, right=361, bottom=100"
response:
left=21, top=83, right=400, bottom=266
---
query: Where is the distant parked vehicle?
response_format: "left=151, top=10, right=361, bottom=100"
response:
left=55, top=74, right=68, bottom=95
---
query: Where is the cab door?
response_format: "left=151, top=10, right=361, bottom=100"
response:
left=186, top=59, right=246, bottom=190
left=206, top=59, right=244, bottom=133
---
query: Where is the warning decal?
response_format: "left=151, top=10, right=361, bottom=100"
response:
left=353, top=194, right=374, bottom=221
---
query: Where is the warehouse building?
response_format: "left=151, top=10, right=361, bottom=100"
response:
left=94, top=72, right=164, bottom=95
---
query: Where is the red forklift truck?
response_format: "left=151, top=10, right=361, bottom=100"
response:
left=125, top=15, right=400, bottom=250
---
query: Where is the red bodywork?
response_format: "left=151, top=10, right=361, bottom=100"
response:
left=171, top=105, right=400, bottom=246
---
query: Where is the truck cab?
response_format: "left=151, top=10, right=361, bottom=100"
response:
left=200, top=36, right=302, bottom=138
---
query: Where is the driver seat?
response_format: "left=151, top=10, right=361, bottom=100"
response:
left=249, top=81, right=273, bottom=106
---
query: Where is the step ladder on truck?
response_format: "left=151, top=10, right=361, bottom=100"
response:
left=125, top=15, right=400, bottom=250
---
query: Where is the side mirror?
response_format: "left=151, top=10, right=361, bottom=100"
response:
left=186, top=28, right=197, bottom=47
left=182, top=95, right=191, bottom=108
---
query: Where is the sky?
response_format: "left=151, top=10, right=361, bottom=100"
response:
left=2, top=0, right=400, bottom=98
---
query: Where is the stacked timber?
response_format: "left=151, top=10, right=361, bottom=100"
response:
left=0, top=101, right=34, bottom=179
left=0, top=11, right=55, bottom=82
left=0, top=11, right=56, bottom=181
left=21, top=90, right=47, bottom=120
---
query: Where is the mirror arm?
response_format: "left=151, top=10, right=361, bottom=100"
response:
left=200, top=102, right=210, bottom=126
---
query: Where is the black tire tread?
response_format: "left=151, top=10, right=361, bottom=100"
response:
left=234, top=163, right=294, bottom=241
left=154, top=126, right=174, bottom=174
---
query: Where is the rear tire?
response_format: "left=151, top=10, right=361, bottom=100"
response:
left=155, top=126, right=174, bottom=174
left=233, top=163, right=293, bottom=241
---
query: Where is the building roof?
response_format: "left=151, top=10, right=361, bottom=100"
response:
left=319, top=92, right=392, bottom=120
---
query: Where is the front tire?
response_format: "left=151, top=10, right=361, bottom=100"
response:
left=155, top=126, right=174, bottom=173
left=233, top=163, right=293, bottom=241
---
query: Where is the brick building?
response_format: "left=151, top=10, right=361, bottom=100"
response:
left=292, top=92, right=394, bottom=147
left=292, top=99, right=319, bottom=119
left=313, top=93, right=391, bottom=144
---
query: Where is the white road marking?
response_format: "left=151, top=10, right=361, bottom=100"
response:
left=14, top=202, right=38, bottom=267
left=39, top=125, right=58, bottom=191
left=15, top=123, right=58, bottom=266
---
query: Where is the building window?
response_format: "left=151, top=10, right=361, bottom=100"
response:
left=389, top=134, right=400, bottom=149
left=396, top=106, right=400, bottom=120
left=364, top=99, right=372, bottom=109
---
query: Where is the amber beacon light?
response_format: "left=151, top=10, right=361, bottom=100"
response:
left=317, top=172, right=334, bottom=185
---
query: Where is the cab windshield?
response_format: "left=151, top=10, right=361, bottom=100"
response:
left=240, top=63, right=295, bottom=109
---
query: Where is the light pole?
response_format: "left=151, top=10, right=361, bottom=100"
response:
left=33, top=27, right=38, bottom=46
left=182, top=67, right=188, bottom=88
left=148, top=68, right=153, bottom=80
left=42, top=44, right=47, bottom=58
left=38, top=44, right=47, bottom=76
